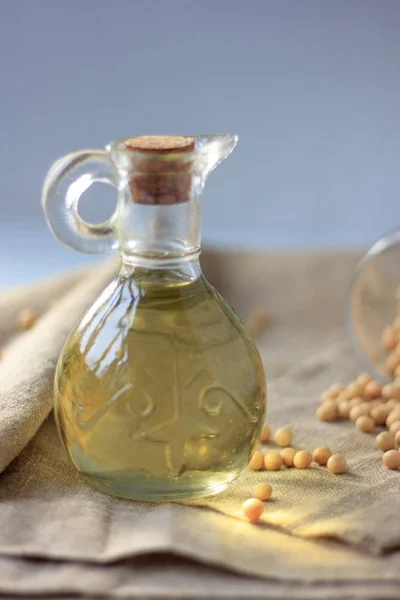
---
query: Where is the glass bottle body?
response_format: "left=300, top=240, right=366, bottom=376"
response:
left=55, top=264, right=265, bottom=500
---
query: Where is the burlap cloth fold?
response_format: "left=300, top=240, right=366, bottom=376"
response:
left=0, top=251, right=400, bottom=599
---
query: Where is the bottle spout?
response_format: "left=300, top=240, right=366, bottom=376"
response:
left=106, top=133, right=238, bottom=206
left=108, top=133, right=238, bottom=183
left=195, top=134, right=238, bottom=176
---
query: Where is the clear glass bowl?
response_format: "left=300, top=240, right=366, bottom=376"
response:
left=346, top=228, right=400, bottom=382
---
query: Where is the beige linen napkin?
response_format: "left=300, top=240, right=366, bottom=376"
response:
left=0, top=251, right=400, bottom=599
left=0, top=552, right=400, bottom=600
left=0, top=260, right=117, bottom=473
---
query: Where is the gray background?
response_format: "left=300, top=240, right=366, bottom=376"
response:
left=1, top=0, right=400, bottom=287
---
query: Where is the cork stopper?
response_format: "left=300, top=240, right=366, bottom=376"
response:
left=125, top=135, right=195, bottom=154
left=123, top=136, right=195, bottom=206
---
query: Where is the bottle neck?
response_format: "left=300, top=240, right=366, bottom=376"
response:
left=120, top=254, right=202, bottom=282
left=118, top=175, right=203, bottom=268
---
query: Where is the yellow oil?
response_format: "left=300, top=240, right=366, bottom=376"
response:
left=55, top=268, right=266, bottom=501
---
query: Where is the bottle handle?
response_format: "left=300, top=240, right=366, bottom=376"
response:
left=41, top=149, right=120, bottom=254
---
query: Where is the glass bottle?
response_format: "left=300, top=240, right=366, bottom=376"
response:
left=346, top=228, right=400, bottom=381
left=42, top=134, right=266, bottom=501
